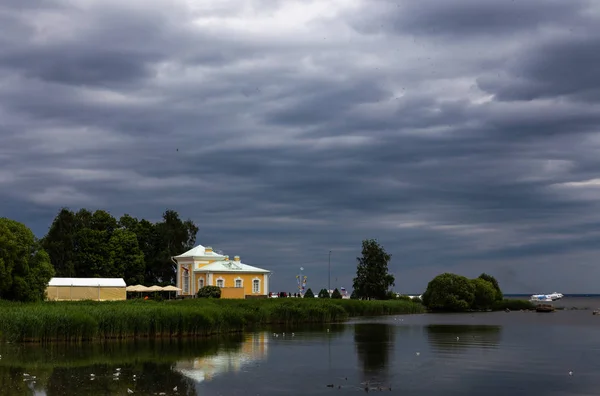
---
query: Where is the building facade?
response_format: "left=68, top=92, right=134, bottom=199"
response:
left=172, top=245, right=271, bottom=298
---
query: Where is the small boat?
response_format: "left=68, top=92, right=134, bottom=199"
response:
left=530, top=294, right=552, bottom=302
left=548, top=292, right=564, bottom=301
left=535, top=303, right=555, bottom=313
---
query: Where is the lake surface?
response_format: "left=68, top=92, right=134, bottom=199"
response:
left=3, top=298, right=600, bottom=395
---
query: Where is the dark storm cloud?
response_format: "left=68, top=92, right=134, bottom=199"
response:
left=346, top=0, right=588, bottom=37
left=2, top=0, right=600, bottom=293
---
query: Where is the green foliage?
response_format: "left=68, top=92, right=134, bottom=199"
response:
left=422, top=273, right=475, bottom=312
left=492, top=299, right=535, bottom=311
left=395, top=294, right=412, bottom=302
left=303, top=288, right=314, bottom=298
left=470, top=278, right=497, bottom=310
left=42, top=208, right=198, bottom=285
left=350, top=290, right=358, bottom=299
left=422, top=272, right=513, bottom=312
left=331, top=288, right=342, bottom=299
left=352, top=239, right=395, bottom=300
left=0, top=218, right=55, bottom=302
left=197, top=286, right=221, bottom=298
left=411, top=296, right=423, bottom=304
left=478, top=273, right=503, bottom=301
left=318, top=288, right=330, bottom=298
left=0, top=299, right=425, bottom=343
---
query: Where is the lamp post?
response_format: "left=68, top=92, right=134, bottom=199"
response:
left=328, top=250, right=332, bottom=293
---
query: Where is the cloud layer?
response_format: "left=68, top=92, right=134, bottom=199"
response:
left=2, top=0, right=600, bottom=293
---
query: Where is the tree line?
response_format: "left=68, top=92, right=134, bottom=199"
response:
left=0, top=209, right=198, bottom=301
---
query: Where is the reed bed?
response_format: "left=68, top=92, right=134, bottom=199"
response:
left=0, top=299, right=423, bottom=343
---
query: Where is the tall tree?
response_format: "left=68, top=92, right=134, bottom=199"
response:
left=41, top=208, right=78, bottom=277
left=109, top=229, right=145, bottom=284
left=0, top=218, right=55, bottom=301
left=352, top=239, right=395, bottom=300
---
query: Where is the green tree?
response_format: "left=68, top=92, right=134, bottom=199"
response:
left=41, top=208, right=78, bottom=277
left=331, top=288, right=342, bottom=299
left=478, top=273, right=503, bottom=301
left=304, top=288, right=314, bottom=298
left=470, top=278, right=497, bottom=310
left=0, top=218, right=55, bottom=301
left=197, top=285, right=221, bottom=298
left=350, top=290, right=358, bottom=299
left=422, top=273, right=475, bottom=312
left=352, top=239, right=395, bottom=300
left=318, top=288, right=330, bottom=298
left=109, top=229, right=145, bottom=285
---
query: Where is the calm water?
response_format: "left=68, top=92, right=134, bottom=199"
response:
left=3, top=298, right=600, bottom=395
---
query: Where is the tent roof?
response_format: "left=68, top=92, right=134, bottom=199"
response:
left=49, top=278, right=126, bottom=287
left=162, top=285, right=182, bottom=291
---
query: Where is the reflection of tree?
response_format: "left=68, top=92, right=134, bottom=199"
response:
left=0, top=335, right=246, bottom=395
left=354, top=323, right=395, bottom=378
left=425, top=325, right=502, bottom=354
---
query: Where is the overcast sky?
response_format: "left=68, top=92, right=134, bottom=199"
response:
left=1, top=0, right=600, bottom=293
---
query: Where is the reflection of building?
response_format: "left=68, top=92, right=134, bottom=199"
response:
left=172, top=245, right=271, bottom=298
left=174, top=333, right=269, bottom=383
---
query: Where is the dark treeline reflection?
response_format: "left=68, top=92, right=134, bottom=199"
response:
left=426, top=325, right=503, bottom=354
left=354, top=323, right=396, bottom=382
left=0, top=335, right=248, bottom=396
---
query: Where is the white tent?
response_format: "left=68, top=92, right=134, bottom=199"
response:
left=46, top=278, right=127, bottom=301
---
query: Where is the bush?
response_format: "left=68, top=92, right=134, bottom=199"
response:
left=422, top=273, right=475, bottom=312
left=411, top=297, right=423, bottom=304
left=331, top=288, right=342, bottom=299
left=471, top=278, right=497, bottom=310
left=197, top=286, right=221, bottom=299
left=304, top=288, right=314, bottom=298
left=350, top=290, right=358, bottom=299
left=318, top=289, right=330, bottom=299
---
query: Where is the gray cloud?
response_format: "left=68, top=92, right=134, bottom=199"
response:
left=1, top=0, right=600, bottom=293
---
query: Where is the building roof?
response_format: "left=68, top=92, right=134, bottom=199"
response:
left=48, top=278, right=126, bottom=287
left=196, top=260, right=270, bottom=273
left=174, top=244, right=226, bottom=259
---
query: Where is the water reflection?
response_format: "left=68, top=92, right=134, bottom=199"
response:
left=174, top=332, right=269, bottom=383
left=0, top=333, right=268, bottom=396
left=354, top=323, right=395, bottom=382
left=426, top=324, right=503, bottom=354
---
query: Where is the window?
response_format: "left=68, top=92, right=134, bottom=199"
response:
left=198, top=278, right=204, bottom=289
left=235, top=279, right=242, bottom=288
left=183, top=269, right=189, bottom=294
left=216, top=279, right=224, bottom=288
left=253, top=279, right=260, bottom=293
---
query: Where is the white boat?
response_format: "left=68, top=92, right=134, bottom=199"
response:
left=548, top=292, right=564, bottom=301
left=530, top=294, right=553, bottom=302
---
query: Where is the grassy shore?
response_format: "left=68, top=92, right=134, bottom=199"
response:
left=0, top=298, right=424, bottom=343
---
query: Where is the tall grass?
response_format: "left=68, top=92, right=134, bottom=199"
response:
left=0, top=299, right=423, bottom=343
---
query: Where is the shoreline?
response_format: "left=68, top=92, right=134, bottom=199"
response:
left=0, top=299, right=424, bottom=343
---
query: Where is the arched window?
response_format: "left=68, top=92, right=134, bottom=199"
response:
left=253, top=278, right=260, bottom=293
left=183, top=268, right=190, bottom=294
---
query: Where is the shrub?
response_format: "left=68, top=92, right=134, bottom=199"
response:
left=492, top=299, right=535, bottom=311
left=411, top=297, right=423, bottom=304
left=318, top=289, right=330, bottom=299
left=303, top=288, right=314, bottom=298
left=331, top=288, right=342, bottom=299
left=422, top=273, right=475, bottom=312
left=197, top=286, right=221, bottom=299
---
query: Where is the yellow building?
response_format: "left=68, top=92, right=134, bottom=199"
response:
left=172, top=245, right=271, bottom=298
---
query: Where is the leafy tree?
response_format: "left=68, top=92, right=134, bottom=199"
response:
left=470, top=278, right=497, bottom=310
left=109, top=229, right=145, bottom=285
left=304, top=288, right=314, bottom=298
left=422, top=273, right=475, bottom=312
left=331, top=288, right=342, bottom=299
left=318, top=288, right=330, bottom=298
left=0, top=218, right=55, bottom=301
left=352, top=239, right=395, bottom=300
left=350, top=290, right=358, bottom=299
left=41, top=208, right=78, bottom=277
left=197, top=285, right=221, bottom=298
left=478, top=273, right=503, bottom=301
